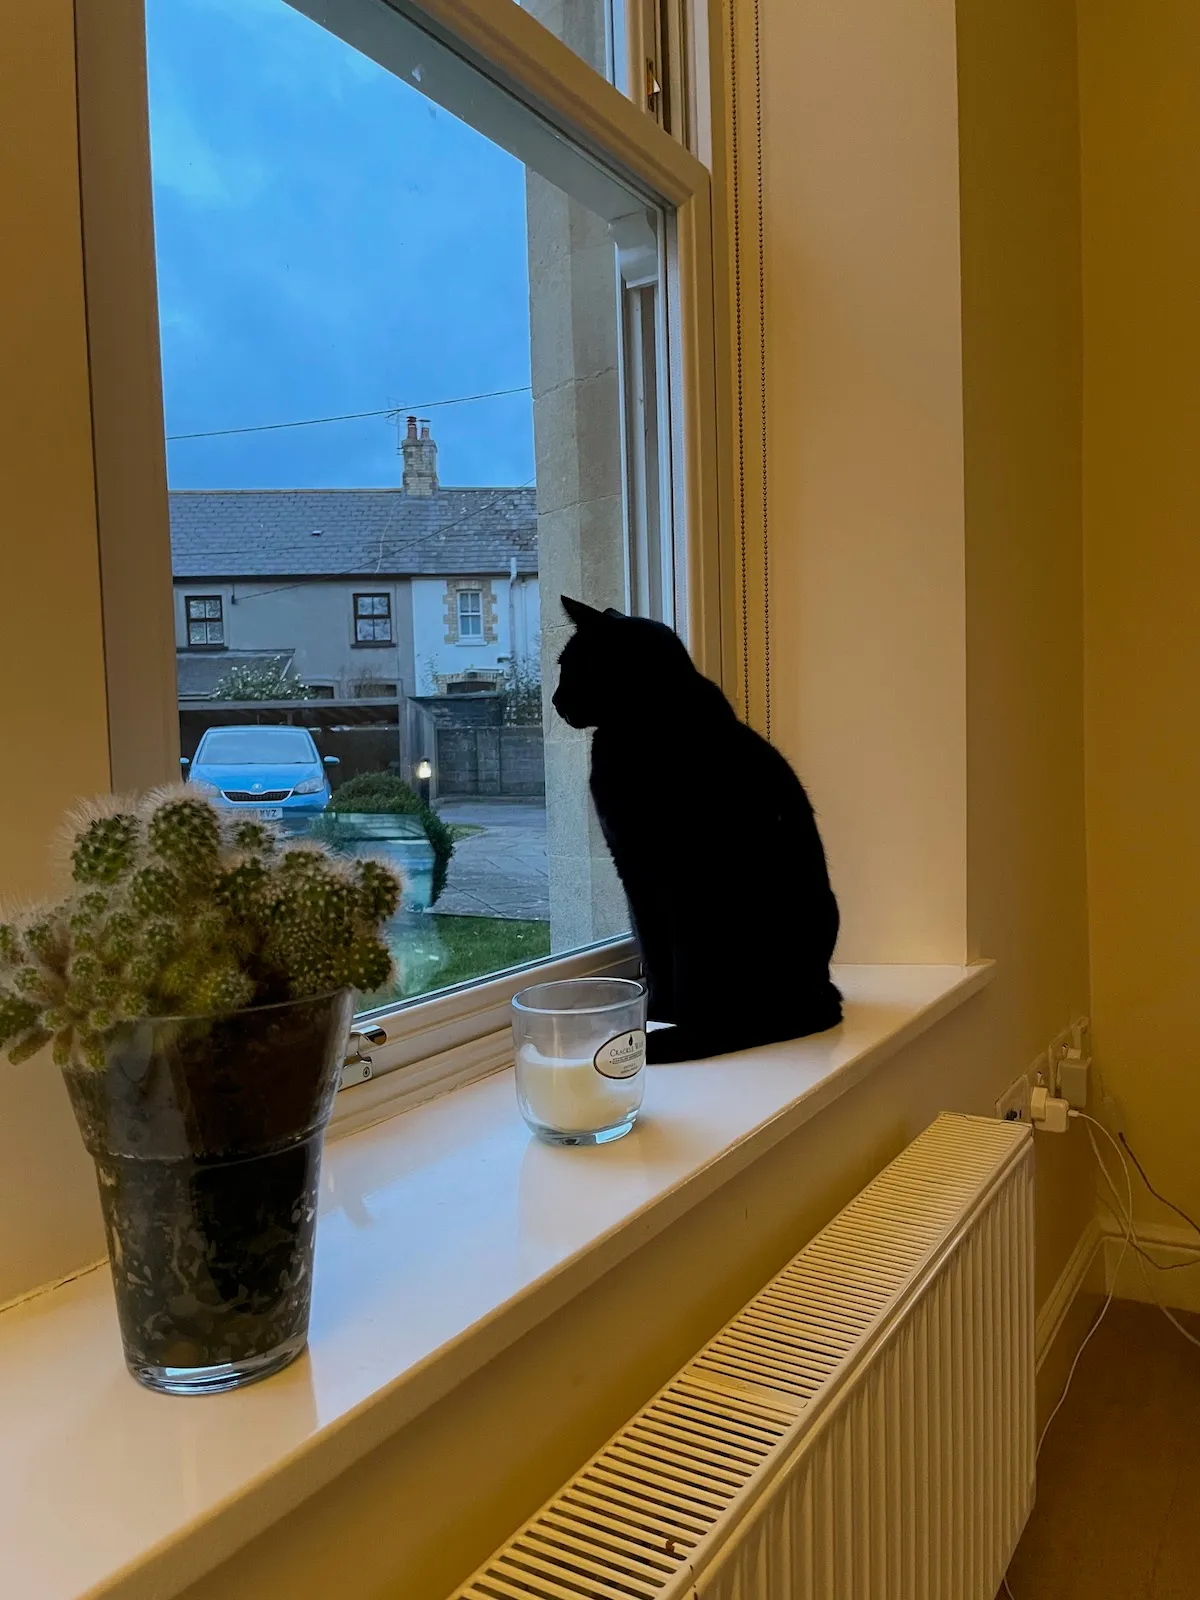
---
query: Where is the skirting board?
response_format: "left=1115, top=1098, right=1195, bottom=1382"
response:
left=1099, top=1217, right=1200, bottom=1313
left=1036, top=1216, right=1105, bottom=1373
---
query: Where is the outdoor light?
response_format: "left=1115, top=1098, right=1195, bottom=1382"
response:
left=416, top=759, right=433, bottom=781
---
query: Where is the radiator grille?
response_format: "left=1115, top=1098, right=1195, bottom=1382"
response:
left=451, top=1113, right=1033, bottom=1600
left=221, top=788, right=292, bottom=803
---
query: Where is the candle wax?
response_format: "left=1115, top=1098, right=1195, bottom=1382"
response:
left=515, top=1041, right=642, bottom=1134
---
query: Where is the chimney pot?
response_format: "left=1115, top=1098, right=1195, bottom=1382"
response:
left=401, top=414, right=439, bottom=496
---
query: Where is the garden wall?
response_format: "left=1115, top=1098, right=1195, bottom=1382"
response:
left=435, top=726, right=545, bottom=798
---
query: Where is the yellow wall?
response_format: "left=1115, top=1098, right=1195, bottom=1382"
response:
left=0, top=4, right=112, bottom=1304
left=957, top=0, right=1094, bottom=1316
left=1080, top=2, right=1200, bottom=1226
left=762, top=0, right=970, bottom=966
left=174, top=0, right=1096, bottom=1595
left=958, top=0, right=1091, bottom=1111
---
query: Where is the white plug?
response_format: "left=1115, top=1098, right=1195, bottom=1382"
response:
left=1031, top=1084, right=1070, bottom=1133
left=1058, top=1047, right=1090, bottom=1108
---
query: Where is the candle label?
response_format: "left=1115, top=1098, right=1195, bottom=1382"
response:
left=594, top=1029, right=647, bottom=1080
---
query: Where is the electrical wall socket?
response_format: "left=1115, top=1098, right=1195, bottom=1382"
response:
left=1047, top=1016, right=1091, bottom=1092
left=995, top=1073, right=1031, bottom=1123
left=1048, top=1026, right=1073, bottom=1090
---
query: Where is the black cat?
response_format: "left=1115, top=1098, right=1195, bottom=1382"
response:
left=553, top=597, right=842, bottom=1064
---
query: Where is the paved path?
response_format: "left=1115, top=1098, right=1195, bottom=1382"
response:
left=435, top=798, right=549, bottom=921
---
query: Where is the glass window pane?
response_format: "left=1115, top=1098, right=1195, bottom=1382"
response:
left=148, top=0, right=675, bottom=1020
left=518, top=0, right=629, bottom=94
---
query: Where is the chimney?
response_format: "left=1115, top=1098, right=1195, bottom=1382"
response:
left=401, top=414, right=439, bottom=497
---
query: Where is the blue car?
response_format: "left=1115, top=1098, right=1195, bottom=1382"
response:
left=182, top=726, right=338, bottom=828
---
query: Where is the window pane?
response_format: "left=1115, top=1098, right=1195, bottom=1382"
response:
left=518, top=0, right=629, bottom=93
left=186, top=597, right=224, bottom=646
left=148, top=0, right=675, bottom=1022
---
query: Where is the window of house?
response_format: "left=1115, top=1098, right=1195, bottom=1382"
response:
left=354, top=593, right=393, bottom=645
left=456, top=589, right=483, bottom=641
left=121, top=0, right=719, bottom=1086
left=185, top=595, right=224, bottom=648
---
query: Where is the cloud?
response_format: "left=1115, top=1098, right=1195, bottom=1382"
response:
left=148, top=0, right=538, bottom=491
left=149, top=97, right=267, bottom=208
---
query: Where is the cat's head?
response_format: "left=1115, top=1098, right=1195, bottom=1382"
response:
left=552, top=595, right=696, bottom=729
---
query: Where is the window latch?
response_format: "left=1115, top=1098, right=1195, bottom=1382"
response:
left=340, top=1025, right=388, bottom=1089
left=645, top=59, right=662, bottom=113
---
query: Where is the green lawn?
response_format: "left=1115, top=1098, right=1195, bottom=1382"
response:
left=417, top=913, right=551, bottom=991
left=364, top=912, right=551, bottom=1009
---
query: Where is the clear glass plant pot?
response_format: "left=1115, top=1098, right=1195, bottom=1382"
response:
left=60, top=989, right=355, bottom=1396
left=512, top=977, right=647, bottom=1145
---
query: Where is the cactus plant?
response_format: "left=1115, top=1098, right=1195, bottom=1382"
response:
left=0, top=788, right=402, bottom=1070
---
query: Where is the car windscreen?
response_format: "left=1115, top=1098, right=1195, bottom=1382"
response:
left=196, top=729, right=318, bottom=765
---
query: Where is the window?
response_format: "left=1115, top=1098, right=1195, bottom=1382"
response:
left=456, top=589, right=483, bottom=641
left=354, top=593, right=393, bottom=645
left=185, top=595, right=224, bottom=648
left=102, top=0, right=722, bottom=1086
left=520, top=1, right=697, bottom=148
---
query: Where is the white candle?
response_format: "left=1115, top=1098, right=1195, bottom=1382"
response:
left=515, top=1041, right=642, bottom=1134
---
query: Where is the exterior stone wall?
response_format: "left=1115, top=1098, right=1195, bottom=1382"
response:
left=441, top=576, right=498, bottom=645
left=524, top=0, right=630, bottom=952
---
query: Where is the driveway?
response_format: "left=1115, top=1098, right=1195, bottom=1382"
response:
left=435, top=798, right=549, bottom=921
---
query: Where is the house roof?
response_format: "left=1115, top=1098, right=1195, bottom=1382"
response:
left=175, top=650, right=295, bottom=700
left=169, top=487, right=538, bottom=581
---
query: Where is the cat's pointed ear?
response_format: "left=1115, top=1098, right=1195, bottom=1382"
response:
left=603, top=606, right=627, bottom=621
left=561, top=595, right=604, bottom=627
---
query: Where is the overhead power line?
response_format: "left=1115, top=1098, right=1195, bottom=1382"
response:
left=165, top=384, right=532, bottom=443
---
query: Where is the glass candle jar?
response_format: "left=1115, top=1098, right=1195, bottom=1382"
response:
left=512, top=977, right=647, bottom=1145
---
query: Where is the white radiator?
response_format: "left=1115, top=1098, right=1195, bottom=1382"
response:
left=451, top=1113, right=1034, bottom=1600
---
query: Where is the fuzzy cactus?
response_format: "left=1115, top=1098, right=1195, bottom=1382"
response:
left=0, top=787, right=401, bottom=1070
left=70, top=813, right=140, bottom=885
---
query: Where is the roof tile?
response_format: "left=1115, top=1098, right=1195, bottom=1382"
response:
left=169, top=487, right=538, bottom=579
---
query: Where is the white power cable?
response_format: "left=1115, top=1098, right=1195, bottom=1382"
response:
left=1076, top=1113, right=1200, bottom=1351
left=1006, top=1103, right=1199, bottom=1600
left=1034, top=1112, right=1134, bottom=1465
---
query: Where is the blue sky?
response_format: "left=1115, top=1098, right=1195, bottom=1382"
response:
left=146, top=0, right=535, bottom=491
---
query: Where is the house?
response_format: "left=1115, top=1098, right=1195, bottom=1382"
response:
left=169, top=417, right=540, bottom=703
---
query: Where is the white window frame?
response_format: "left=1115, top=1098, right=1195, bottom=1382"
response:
left=77, top=0, right=731, bottom=1113
left=455, top=587, right=483, bottom=640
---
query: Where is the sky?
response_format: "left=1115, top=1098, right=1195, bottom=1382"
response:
left=146, top=0, right=536, bottom=491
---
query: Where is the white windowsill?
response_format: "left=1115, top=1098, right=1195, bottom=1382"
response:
left=0, top=960, right=993, bottom=1600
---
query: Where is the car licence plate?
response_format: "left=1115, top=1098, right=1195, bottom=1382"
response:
left=254, top=807, right=284, bottom=821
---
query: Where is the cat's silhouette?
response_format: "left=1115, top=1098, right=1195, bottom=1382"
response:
left=553, top=596, right=842, bottom=1063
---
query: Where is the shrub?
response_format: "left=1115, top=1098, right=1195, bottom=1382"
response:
left=0, top=789, right=401, bottom=1070
left=499, top=655, right=543, bottom=726
left=327, top=772, right=455, bottom=904
left=210, top=658, right=319, bottom=701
